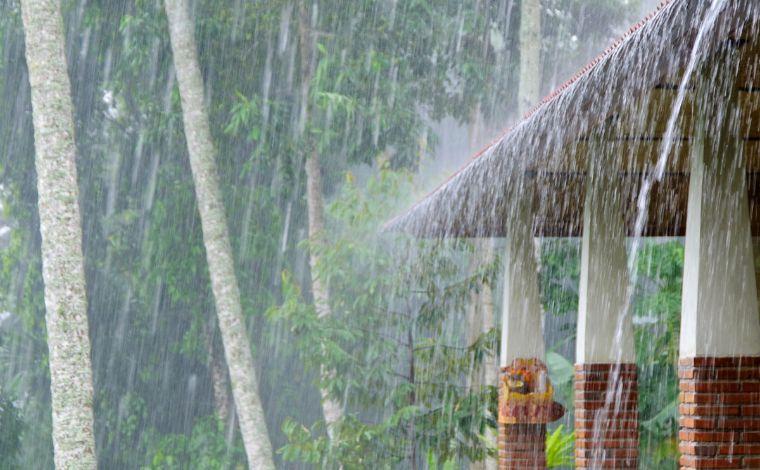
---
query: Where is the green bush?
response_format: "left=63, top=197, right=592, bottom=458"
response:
left=0, top=393, right=22, bottom=469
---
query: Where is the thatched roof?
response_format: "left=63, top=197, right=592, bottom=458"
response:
left=387, top=0, right=760, bottom=238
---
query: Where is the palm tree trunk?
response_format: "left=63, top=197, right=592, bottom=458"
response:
left=298, top=2, right=344, bottom=435
left=164, top=1, right=275, bottom=467
left=19, top=0, right=97, bottom=467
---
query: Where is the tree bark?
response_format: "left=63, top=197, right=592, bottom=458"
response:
left=19, top=0, right=98, bottom=467
left=466, top=239, right=497, bottom=470
left=164, top=1, right=275, bottom=468
left=471, top=2, right=542, bottom=466
left=298, top=2, right=344, bottom=436
left=466, top=105, right=498, bottom=470
left=479, top=240, right=498, bottom=470
left=518, top=0, right=542, bottom=116
left=202, top=318, right=232, bottom=427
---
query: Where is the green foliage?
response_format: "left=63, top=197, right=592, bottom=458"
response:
left=540, top=239, right=581, bottom=318
left=635, top=241, right=684, bottom=469
left=0, top=393, right=22, bottom=469
left=142, top=416, right=245, bottom=470
left=546, top=351, right=575, bottom=413
left=546, top=425, right=574, bottom=468
left=427, top=449, right=457, bottom=470
left=271, top=167, right=499, bottom=467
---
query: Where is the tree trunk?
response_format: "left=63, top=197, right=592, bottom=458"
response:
left=164, top=1, right=275, bottom=468
left=466, top=105, right=498, bottom=470
left=479, top=240, right=498, bottom=470
left=466, top=239, right=497, bottom=470
left=298, top=2, right=344, bottom=436
left=202, top=318, right=232, bottom=427
left=471, top=3, right=542, bottom=467
left=518, top=0, right=542, bottom=116
left=19, top=0, right=97, bottom=467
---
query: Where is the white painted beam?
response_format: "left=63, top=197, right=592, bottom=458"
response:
left=576, top=163, right=635, bottom=364
left=500, top=186, right=545, bottom=366
left=680, top=126, right=760, bottom=357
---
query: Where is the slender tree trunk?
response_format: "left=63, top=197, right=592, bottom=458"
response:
left=466, top=240, right=497, bottom=470
left=470, top=3, right=542, bottom=469
left=482, top=2, right=542, bottom=469
left=466, top=106, right=498, bottom=470
left=518, top=0, right=542, bottom=116
left=164, top=1, right=275, bottom=468
left=202, top=318, right=232, bottom=426
left=479, top=240, right=498, bottom=470
left=298, top=2, right=344, bottom=435
left=407, top=327, right=417, bottom=470
left=19, top=1, right=97, bottom=467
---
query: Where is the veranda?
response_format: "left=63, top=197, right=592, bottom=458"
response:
left=388, top=1, right=760, bottom=468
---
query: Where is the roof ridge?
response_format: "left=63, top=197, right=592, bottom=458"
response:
left=476, top=0, right=676, bottom=163
left=521, top=0, right=675, bottom=122
left=385, top=0, right=679, bottom=231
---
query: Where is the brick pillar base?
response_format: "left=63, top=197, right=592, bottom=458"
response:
left=678, top=357, right=760, bottom=470
left=574, top=363, right=639, bottom=469
left=498, top=422, right=546, bottom=469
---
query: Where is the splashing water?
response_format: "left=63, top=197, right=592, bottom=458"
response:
left=630, top=0, right=729, bottom=269
left=596, top=1, right=731, bottom=465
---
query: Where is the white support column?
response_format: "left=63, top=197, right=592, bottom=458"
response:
left=500, top=187, right=544, bottom=366
left=576, top=163, right=634, bottom=364
left=497, top=185, right=548, bottom=470
left=679, top=129, right=760, bottom=358
left=678, top=116, right=760, bottom=470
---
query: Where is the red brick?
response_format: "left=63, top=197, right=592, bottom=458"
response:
left=723, top=393, right=760, bottom=405
left=575, top=363, right=638, bottom=469
left=679, top=430, right=739, bottom=442
left=680, top=367, right=760, bottom=382
left=575, top=381, right=616, bottom=391
left=575, top=429, right=638, bottom=440
left=576, top=438, right=637, bottom=449
left=742, top=432, right=760, bottom=442
left=681, top=392, right=721, bottom=404
left=680, top=442, right=718, bottom=457
left=679, top=381, right=743, bottom=393
left=576, top=418, right=638, bottom=430
left=679, top=357, right=760, bottom=368
left=575, top=409, right=637, bottom=420
left=575, top=363, right=637, bottom=372
left=680, top=404, right=742, bottom=417
left=575, top=447, right=638, bottom=458
left=742, top=406, right=760, bottom=416
left=682, top=417, right=760, bottom=430
left=679, top=455, right=743, bottom=468
left=679, top=360, right=760, bottom=469
left=716, top=443, right=760, bottom=455
left=575, top=390, right=638, bottom=402
left=575, top=373, right=639, bottom=383
left=579, top=399, right=637, bottom=411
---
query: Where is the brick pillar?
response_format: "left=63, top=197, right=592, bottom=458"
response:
left=574, top=363, right=639, bottom=469
left=678, top=357, right=760, bottom=470
left=498, top=421, right=546, bottom=469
